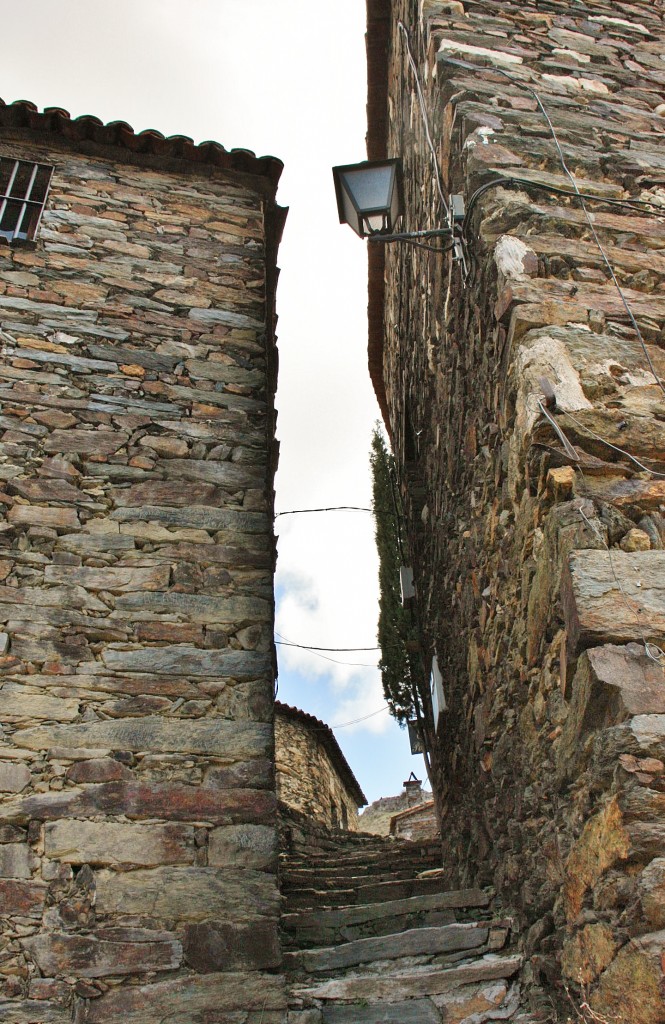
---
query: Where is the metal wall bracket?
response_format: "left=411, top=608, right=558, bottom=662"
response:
left=449, top=193, right=470, bottom=283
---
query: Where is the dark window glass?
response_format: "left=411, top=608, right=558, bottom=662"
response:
left=0, top=158, right=53, bottom=243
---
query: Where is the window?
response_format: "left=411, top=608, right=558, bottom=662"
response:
left=0, top=158, right=53, bottom=243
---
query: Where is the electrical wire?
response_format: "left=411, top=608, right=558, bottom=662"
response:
left=561, top=408, right=665, bottom=479
left=445, top=56, right=665, bottom=398
left=276, top=640, right=381, bottom=652
left=372, top=237, right=455, bottom=254
left=463, top=176, right=665, bottom=237
left=330, top=705, right=390, bottom=729
left=275, top=506, right=373, bottom=517
left=274, top=632, right=380, bottom=668
left=397, top=20, right=450, bottom=220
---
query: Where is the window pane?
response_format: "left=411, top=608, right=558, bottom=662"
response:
left=32, top=165, right=52, bottom=204
left=10, top=162, right=34, bottom=198
left=0, top=199, right=21, bottom=237
left=0, top=159, right=17, bottom=196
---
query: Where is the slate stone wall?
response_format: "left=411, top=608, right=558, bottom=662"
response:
left=376, top=0, right=665, bottom=1016
left=275, top=710, right=361, bottom=831
left=0, top=128, right=285, bottom=1022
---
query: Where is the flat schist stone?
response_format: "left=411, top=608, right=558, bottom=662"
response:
left=114, top=591, right=271, bottom=623
left=563, top=550, right=665, bottom=650
left=11, top=716, right=272, bottom=758
left=80, top=966, right=284, bottom=1024
left=83, top=969, right=286, bottom=1023
left=21, top=928, right=182, bottom=978
left=8, top=780, right=276, bottom=827
left=95, top=866, right=281, bottom=921
left=44, top=819, right=198, bottom=867
left=100, top=646, right=271, bottom=678
left=322, top=1001, right=440, bottom=1024
left=288, top=923, right=490, bottom=973
left=295, top=954, right=523, bottom=1002
left=0, top=1000, right=71, bottom=1024
left=110, top=504, right=268, bottom=532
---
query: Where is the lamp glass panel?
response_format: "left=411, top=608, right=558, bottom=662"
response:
left=342, top=164, right=394, bottom=216
left=341, top=186, right=362, bottom=236
left=365, top=212, right=386, bottom=234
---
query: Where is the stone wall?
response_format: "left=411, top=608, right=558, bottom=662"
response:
left=390, top=800, right=438, bottom=842
left=275, top=704, right=365, bottom=831
left=0, top=111, right=286, bottom=1023
left=370, top=0, right=665, bottom=1017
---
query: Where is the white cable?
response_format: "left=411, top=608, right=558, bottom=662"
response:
left=397, top=21, right=450, bottom=220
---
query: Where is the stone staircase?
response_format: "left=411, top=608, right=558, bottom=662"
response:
left=279, top=810, right=535, bottom=1024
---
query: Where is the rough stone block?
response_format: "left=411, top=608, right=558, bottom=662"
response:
left=44, top=820, right=197, bottom=867
left=16, top=780, right=276, bottom=826
left=44, top=564, right=170, bottom=592
left=82, top=971, right=285, bottom=1023
left=0, top=1000, right=70, bottom=1023
left=8, top=505, right=80, bottom=530
left=0, top=761, right=31, bottom=792
left=558, top=644, right=665, bottom=775
left=96, top=866, right=280, bottom=921
left=101, top=645, right=271, bottom=679
left=13, top=717, right=272, bottom=758
left=22, top=928, right=182, bottom=978
left=0, top=843, right=32, bottom=878
left=0, top=879, right=46, bottom=916
left=638, top=859, right=665, bottom=931
left=562, top=551, right=665, bottom=654
left=183, top=919, right=281, bottom=972
left=209, top=824, right=277, bottom=869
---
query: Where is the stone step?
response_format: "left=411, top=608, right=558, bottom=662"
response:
left=282, top=888, right=492, bottom=946
left=292, top=952, right=523, bottom=1003
left=285, top=873, right=459, bottom=911
left=299, top=979, right=518, bottom=1024
left=281, top=851, right=441, bottom=874
left=284, top=922, right=499, bottom=975
left=281, top=866, right=436, bottom=891
left=284, top=840, right=440, bottom=862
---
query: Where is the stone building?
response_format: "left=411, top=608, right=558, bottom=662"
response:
left=365, top=0, right=665, bottom=1018
left=0, top=98, right=286, bottom=1023
left=274, top=701, right=367, bottom=830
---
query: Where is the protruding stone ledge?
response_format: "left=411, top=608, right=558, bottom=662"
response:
left=562, top=550, right=665, bottom=656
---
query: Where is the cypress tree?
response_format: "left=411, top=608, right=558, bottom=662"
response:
left=370, top=425, right=422, bottom=724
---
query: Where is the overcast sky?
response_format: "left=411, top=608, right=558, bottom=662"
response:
left=3, top=0, right=426, bottom=804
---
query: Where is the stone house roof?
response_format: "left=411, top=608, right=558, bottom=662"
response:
left=275, top=701, right=368, bottom=808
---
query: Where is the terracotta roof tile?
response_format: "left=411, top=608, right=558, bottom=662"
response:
left=0, top=98, right=283, bottom=187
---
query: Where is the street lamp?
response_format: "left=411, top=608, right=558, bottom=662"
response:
left=332, top=159, right=403, bottom=238
left=332, top=157, right=464, bottom=267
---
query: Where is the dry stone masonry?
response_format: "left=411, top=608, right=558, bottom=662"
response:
left=367, top=0, right=665, bottom=1018
left=0, top=100, right=286, bottom=1023
left=275, top=703, right=367, bottom=831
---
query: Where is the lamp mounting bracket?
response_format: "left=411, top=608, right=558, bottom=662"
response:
left=449, top=193, right=470, bottom=284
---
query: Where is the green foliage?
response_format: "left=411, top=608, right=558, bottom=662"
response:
left=370, top=425, right=421, bottom=724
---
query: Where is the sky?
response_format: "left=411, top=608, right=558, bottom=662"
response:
left=2, top=0, right=426, bottom=804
